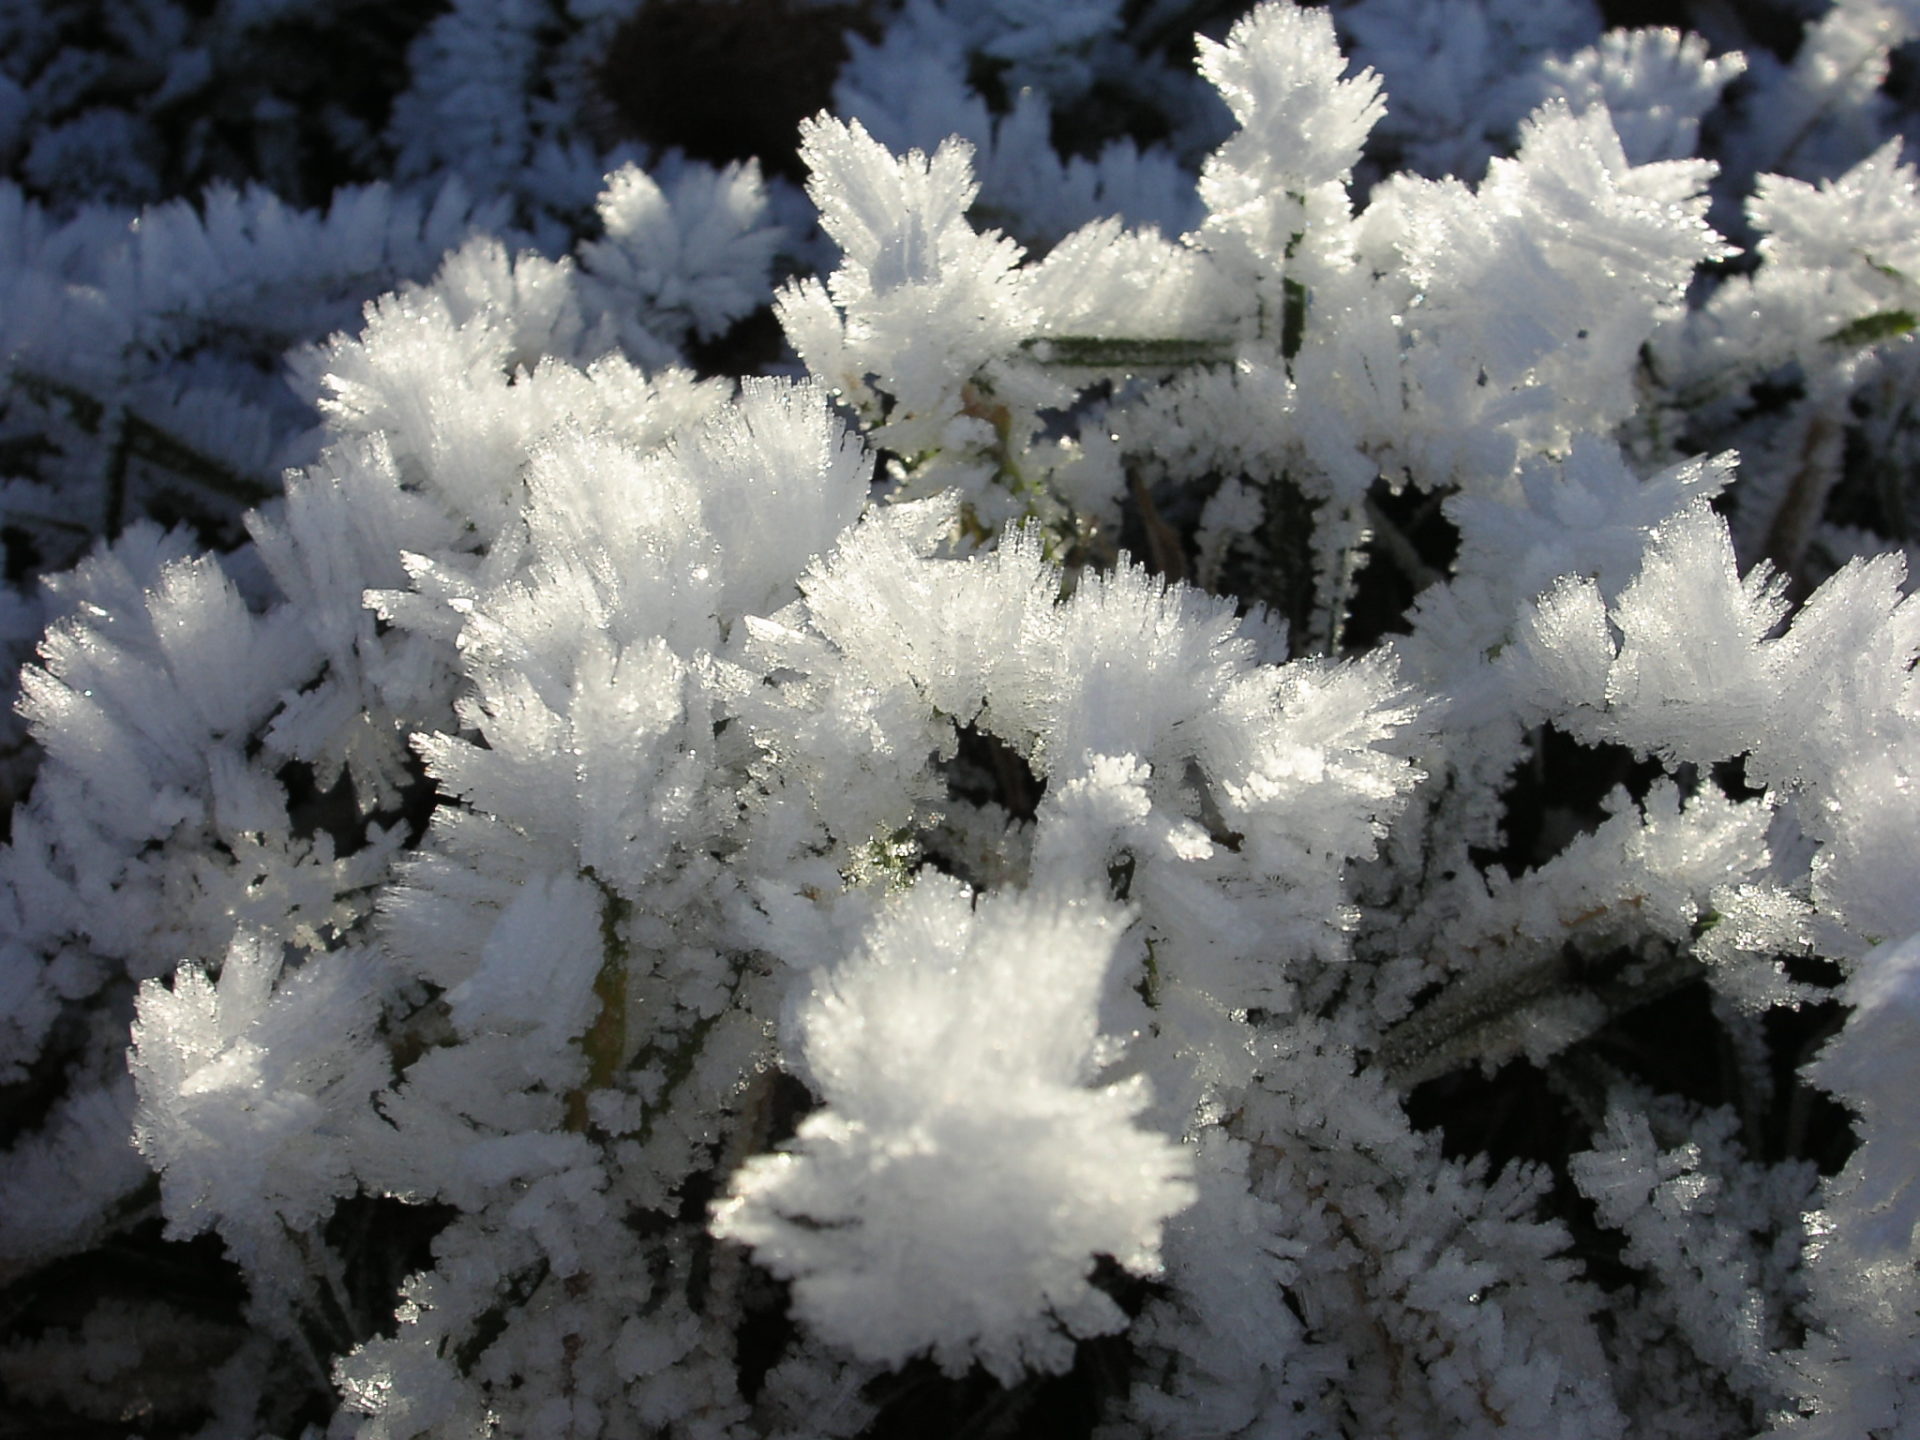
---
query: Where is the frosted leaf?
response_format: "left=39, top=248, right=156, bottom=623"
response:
left=1511, top=507, right=1918, bottom=958
left=247, top=432, right=454, bottom=729
left=333, top=1322, right=494, bottom=1440
left=1565, top=781, right=1777, bottom=950
left=1452, top=442, right=1737, bottom=625
left=22, top=109, right=159, bottom=206
left=1604, top=505, right=1786, bottom=757
left=20, top=548, right=318, bottom=845
left=1758, top=551, right=1920, bottom=786
left=968, top=0, right=1121, bottom=89
left=1748, top=140, right=1920, bottom=279
left=677, top=377, right=873, bottom=624
left=1124, top=1134, right=1311, bottom=1436
left=790, top=115, right=1032, bottom=453
left=578, top=158, right=780, bottom=345
left=1197, top=649, right=1426, bottom=873
left=130, top=935, right=389, bottom=1258
left=1788, top=560, right=1920, bottom=942
left=800, top=113, right=989, bottom=287
left=763, top=507, right=1423, bottom=999
left=404, top=233, right=598, bottom=375
left=85, top=176, right=499, bottom=355
left=1804, top=932, right=1920, bottom=1339
left=1181, top=1021, right=1628, bottom=1438
left=714, top=877, right=1194, bottom=1383
left=1808, top=768, right=1920, bottom=955
left=0, top=1078, right=148, bottom=1273
left=567, top=641, right=710, bottom=895
left=1680, top=140, right=1920, bottom=397
left=1035, top=558, right=1257, bottom=779
left=1382, top=102, right=1727, bottom=444
left=291, top=237, right=616, bottom=538
left=1029, top=752, right=1160, bottom=884
left=0, top=939, right=59, bottom=1084
left=1335, top=0, right=1603, bottom=180
left=1570, top=1104, right=1788, bottom=1404
left=444, top=872, right=607, bottom=1051
left=1522, top=501, right=1789, bottom=764
left=1540, top=28, right=1747, bottom=165
left=750, top=1339, right=880, bottom=1439
left=1195, top=1, right=1383, bottom=287
left=1730, top=0, right=1917, bottom=186
left=497, top=424, right=725, bottom=659
left=774, top=275, right=864, bottom=406
left=837, top=28, right=1199, bottom=249
left=1509, top=575, right=1618, bottom=718
left=1197, top=2, right=1384, bottom=193
left=1193, top=476, right=1265, bottom=590
left=1026, top=219, right=1237, bottom=343
left=782, top=505, right=1053, bottom=732
left=384, top=0, right=552, bottom=193
left=988, top=124, right=1203, bottom=252
left=1694, top=883, right=1817, bottom=1012
left=415, top=629, right=716, bottom=901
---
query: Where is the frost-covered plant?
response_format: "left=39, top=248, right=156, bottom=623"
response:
left=0, top=153, right=774, bottom=821
left=0, top=0, right=442, bottom=209
left=5, top=2, right=1920, bottom=1438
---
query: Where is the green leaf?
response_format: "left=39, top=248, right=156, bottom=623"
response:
left=1823, top=309, right=1917, bottom=348
left=1281, top=277, right=1308, bottom=362
left=1862, top=254, right=1911, bottom=284
left=1018, top=335, right=1236, bottom=369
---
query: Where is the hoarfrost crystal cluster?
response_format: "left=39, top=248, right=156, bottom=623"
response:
left=2, top=2, right=1920, bottom=1437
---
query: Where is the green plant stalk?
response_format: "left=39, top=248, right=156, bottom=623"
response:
left=565, top=879, right=630, bottom=1134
